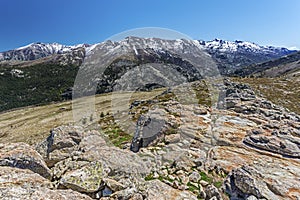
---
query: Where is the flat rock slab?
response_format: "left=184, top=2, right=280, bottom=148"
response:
left=145, top=179, right=198, bottom=200
left=209, top=146, right=300, bottom=199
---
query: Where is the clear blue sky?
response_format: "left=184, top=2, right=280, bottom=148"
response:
left=0, top=0, right=299, bottom=51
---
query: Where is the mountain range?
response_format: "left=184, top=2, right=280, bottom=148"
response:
left=0, top=38, right=296, bottom=75
left=0, top=37, right=299, bottom=112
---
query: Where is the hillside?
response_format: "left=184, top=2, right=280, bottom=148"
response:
left=0, top=78, right=300, bottom=199
left=233, top=51, right=300, bottom=77
left=230, top=50, right=300, bottom=116
left=0, top=47, right=85, bottom=112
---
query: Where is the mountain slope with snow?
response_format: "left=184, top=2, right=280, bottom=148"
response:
left=201, top=39, right=291, bottom=54
left=0, top=43, right=90, bottom=61
left=199, top=39, right=296, bottom=74
left=0, top=37, right=297, bottom=112
left=0, top=38, right=296, bottom=76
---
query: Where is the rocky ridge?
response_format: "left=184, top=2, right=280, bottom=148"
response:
left=0, top=42, right=89, bottom=62
left=0, top=79, right=299, bottom=199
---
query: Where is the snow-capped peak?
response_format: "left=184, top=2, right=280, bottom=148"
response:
left=0, top=37, right=296, bottom=62
left=199, top=38, right=292, bottom=54
left=0, top=42, right=92, bottom=61
left=15, top=43, right=35, bottom=50
left=12, top=42, right=89, bottom=54
left=202, top=39, right=260, bottom=52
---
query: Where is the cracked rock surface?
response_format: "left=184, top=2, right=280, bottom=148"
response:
left=1, top=79, right=300, bottom=200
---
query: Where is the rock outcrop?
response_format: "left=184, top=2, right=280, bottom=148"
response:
left=130, top=108, right=166, bottom=152
left=36, top=125, right=85, bottom=167
left=0, top=166, right=92, bottom=200
left=1, top=78, right=300, bottom=199
left=0, top=143, right=51, bottom=179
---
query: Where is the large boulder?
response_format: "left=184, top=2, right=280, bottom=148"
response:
left=225, top=166, right=278, bottom=199
left=59, top=161, right=106, bottom=193
left=36, top=125, right=150, bottom=178
left=0, top=166, right=92, bottom=200
left=42, top=126, right=153, bottom=198
left=205, top=184, right=223, bottom=200
left=77, top=132, right=152, bottom=177
left=36, top=125, right=84, bottom=167
left=0, top=143, right=51, bottom=179
left=130, top=108, right=166, bottom=152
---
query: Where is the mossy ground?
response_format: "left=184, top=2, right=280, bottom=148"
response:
left=98, top=115, right=132, bottom=148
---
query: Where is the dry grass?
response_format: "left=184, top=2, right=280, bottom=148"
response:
left=0, top=80, right=228, bottom=145
left=0, top=89, right=164, bottom=145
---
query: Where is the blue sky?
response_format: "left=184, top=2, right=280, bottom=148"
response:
left=0, top=0, right=299, bottom=51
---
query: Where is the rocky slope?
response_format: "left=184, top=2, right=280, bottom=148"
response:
left=0, top=42, right=89, bottom=62
left=199, top=39, right=295, bottom=75
left=233, top=51, right=300, bottom=77
left=0, top=79, right=299, bottom=200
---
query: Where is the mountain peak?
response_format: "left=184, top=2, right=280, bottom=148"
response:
left=0, top=42, right=90, bottom=61
left=0, top=38, right=296, bottom=68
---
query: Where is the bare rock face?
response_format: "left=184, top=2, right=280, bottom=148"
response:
left=36, top=126, right=152, bottom=198
left=0, top=143, right=52, bottom=179
left=0, top=166, right=92, bottom=200
left=217, top=79, right=300, bottom=159
left=209, top=146, right=300, bottom=199
left=36, top=125, right=84, bottom=167
left=51, top=158, right=90, bottom=180
left=80, top=145, right=151, bottom=177
left=59, top=161, right=105, bottom=193
left=145, top=179, right=198, bottom=200
left=30, top=189, right=93, bottom=200
left=36, top=126, right=151, bottom=178
left=212, top=114, right=257, bottom=146
left=165, top=133, right=181, bottom=144
left=225, top=166, right=273, bottom=199
left=77, top=131, right=152, bottom=177
left=243, top=134, right=300, bottom=158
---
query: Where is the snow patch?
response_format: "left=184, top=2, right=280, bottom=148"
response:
left=10, top=69, right=24, bottom=78
left=85, top=44, right=99, bottom=55
left=15, top=43, right=35, bottom=50
left=133, top=46, right=138, bottom=55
